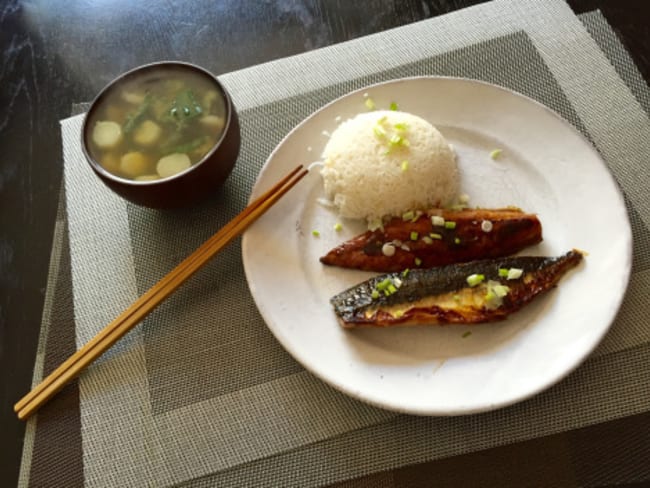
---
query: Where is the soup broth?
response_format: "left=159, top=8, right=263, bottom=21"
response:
left=88, top=67, right=227, bottom=181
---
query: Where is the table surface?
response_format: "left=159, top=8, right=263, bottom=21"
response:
left=1, top=0, right=648, bottom=486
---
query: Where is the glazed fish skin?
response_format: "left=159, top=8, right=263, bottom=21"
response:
left=320, top=208, right=542, bottom=272
left=331, top=250, right=583, bottom=328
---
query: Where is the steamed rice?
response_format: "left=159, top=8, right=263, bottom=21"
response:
left=320, top=110, right=459, bottom=220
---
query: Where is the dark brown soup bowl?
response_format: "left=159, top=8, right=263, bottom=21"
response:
left=81, top=61, right=240, bottom=208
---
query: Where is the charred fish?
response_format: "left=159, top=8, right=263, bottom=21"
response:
left=330, top=250, right=583, bottom=328
left=321, top=208, right=542, bottom=272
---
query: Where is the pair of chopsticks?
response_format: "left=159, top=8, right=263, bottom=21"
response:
left=15, top=164, right=308, bottom=420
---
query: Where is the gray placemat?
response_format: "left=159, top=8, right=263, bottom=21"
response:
left=20, top=2, right=650, bottom=487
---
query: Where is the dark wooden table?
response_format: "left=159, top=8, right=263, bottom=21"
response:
left=1, top=1, right=648, bottom=486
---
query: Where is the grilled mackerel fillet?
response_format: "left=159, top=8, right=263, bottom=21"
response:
left=330, top=250, right=583, bottom=328
left=321, top=208, right=542, bottom=272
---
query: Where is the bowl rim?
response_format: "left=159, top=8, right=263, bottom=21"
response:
left=81, top=60, right=234, bottom=186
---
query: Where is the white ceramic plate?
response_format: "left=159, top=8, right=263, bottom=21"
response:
left=241, top=77, right=632, bottom=415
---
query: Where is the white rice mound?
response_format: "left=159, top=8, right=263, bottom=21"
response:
left=320, top=110, right=459, bottom=220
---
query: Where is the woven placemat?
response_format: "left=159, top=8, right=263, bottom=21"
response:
left=20, top=2, right=650, bottom=487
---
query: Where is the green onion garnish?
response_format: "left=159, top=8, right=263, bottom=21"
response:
left=394, top=122, right=408, bottom=131
left=410, top=231, right=419, bottom=241
left=373, top=125, right=386, bottom=138
left=394, top=310, right=404, bottom=318
left=371, top=290, right=380, bottom=299
left=490, top=148, right=502, bottom=159
left=389, top=134, right=402, bottom=146
left=498, top=268, right=509, bottom=277
left=415, top=257, right=422, bottom=266
left=402, top=269, right=410, bottom=278
left=387, top=283, right=398, bottom=294
left=368, top=218, right=383, bottom=232
left=376, top=278, right=392, bottom=291
left=466, top=274, right=485, bottom=287
left=401, top=160, right=409, bottom=172
left=365, top=98, right=376, bottom=110
left=494, top=285, right=510, bottom=298
left=445, top=221, right=457, bottom=229
left=430, top=233, right=442, bottom=240
left=453, top=294, right=461, bottom=302
left=454, top=237, right=461, bottom=244
left=334, top=223, right=342, bottom=232
left=507, top=268, right=524, bottom=280
left=431, top=215, right=445, bottom=227
left=422, top=236, right=433, bottom=244
left=402, top=210, right=415, bottom=221
left=390, top=102, right=398, bottom=111
left=312, top=230, right=320, bottom=237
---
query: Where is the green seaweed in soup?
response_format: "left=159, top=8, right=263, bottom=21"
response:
left=89, top=68, right=227, bottom=181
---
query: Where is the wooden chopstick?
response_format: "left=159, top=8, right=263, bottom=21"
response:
left=15, top=164, right=308, bottom=420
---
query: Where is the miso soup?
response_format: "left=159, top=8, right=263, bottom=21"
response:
left=87, top=66, right=227, bottom=181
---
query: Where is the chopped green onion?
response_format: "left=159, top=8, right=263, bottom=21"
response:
left=371, top=289, right=380, bottom=299
left=410, top=231, right=419, bottom=241
left=402, top=210, right=415, bottom=221
left=507, top=268, right=524, bottom=280
left=466, top=274, right=485, bottom=287
left=312, top=230, right=320, bottom=237
left=444, top=221, right=457, bottom=229
left=414, top=257, right=422, bottom=266
left=401, top=160, right=409, bottom=172
left=389, top=134, right=402, bottom=146
left=401, top=138, right=410, bottom=147
left=373, top=125, right=386, bottom=138
left=430, top=233, right=442, bottom=240
left=384, top=289, right=391, bottom=296
left=453, top=294, right=461, bottom=302
left=387, top=283, right=398, bottom=294
left=454, top=237, right=461, bottom=244
left=389, top=102, right=399, bottom=111
left=411, top=210, right=422, bottom=222
left=376, top=278, right=392, bottom=291
left=402, top=269, right=410, bottom=278
left=462, top=331, right=472, bottom=338
left=333, top=223, right=342, bottom=232
left=365, top=98, right=376, bottom=110
left=431, top=215, right=445, bottom=227
left=368, top=218, right=383, bottom=232
left=481, top=220, right=493, bottom=232
left=422, top=236, right=433, bottom=244
left=494, top=285, right=510, bottom=298
left=382, top=243, right=396, bottom=257
left=393, top=277, right=403, bottom=288
left=484, top=280, right=509, bottom=309
left=394, top=310, right=404, bottom=318
left=498, top=268, right=509, bottom=277
left=394, top=122, right=408, bottom=131
left=377, top=115, right=387, bottom=124
left=490, top=148, right=502, bottom=159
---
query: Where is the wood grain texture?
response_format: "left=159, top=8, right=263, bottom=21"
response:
left=0, top=0, right=647, bottom=486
